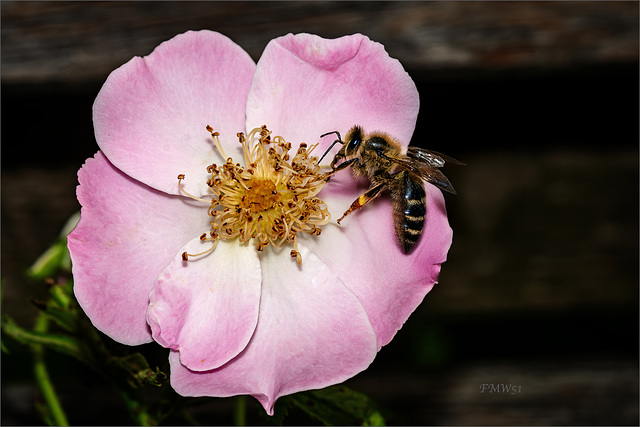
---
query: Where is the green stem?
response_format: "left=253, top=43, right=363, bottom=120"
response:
left=76, top=316, right=159, bottom=426
left=118, top=388, right=156, bottom=426
left=32, top=314, right=69, bottom=426
left=234, top=395, right=247, bottom=426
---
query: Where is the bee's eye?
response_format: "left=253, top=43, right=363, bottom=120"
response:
left=346, top=136, right=361, bottom=153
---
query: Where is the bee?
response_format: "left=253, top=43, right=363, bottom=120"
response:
left=319, top=125, right=463, bottom=253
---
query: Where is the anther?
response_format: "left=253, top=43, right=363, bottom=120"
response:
left=180, top=125, right=331, bottom=264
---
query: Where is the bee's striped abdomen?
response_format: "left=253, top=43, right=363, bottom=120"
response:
left=392, top=172, right=427, bottom=253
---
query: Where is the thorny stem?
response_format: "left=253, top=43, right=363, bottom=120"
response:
left=32, top=314, right=69, bottom=426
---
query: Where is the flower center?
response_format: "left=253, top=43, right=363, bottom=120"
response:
left=178, top=125, right=331, bottom=265
left=241, top=179, right=280, bottom=214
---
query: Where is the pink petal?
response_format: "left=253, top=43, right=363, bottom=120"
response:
left=147, top=240, right=261, bottom=371
left=94, top=30, right=255, bottom=196
left=246, top=31, right=446, bottom=349
left=67, top=152, right=211, bottom=345
left=168, top=243, right=378, bottom=415
left=246, top=33, right=419, bottom=151
left=307, top=179, right=453, bottom=349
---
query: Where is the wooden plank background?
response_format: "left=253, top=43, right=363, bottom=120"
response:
left=2, top=2, right=638, bottom=425
left=2, top=1, right=638, bottom=83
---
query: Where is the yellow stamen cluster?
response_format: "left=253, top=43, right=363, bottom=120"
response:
left=178, top=125, right=331, bottom=265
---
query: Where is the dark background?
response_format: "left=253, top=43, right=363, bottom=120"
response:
left=2, top=2, right=638, bottom=425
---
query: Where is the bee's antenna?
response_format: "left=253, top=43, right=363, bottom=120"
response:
left=318, top=131, right=343, bottom=164
left=320, top=130, right=341, bottom=140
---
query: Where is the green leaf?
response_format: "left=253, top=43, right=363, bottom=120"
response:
left=290, top=385, right=385, bottom=426
left=26, top=243, right=67, bottom=280
left=31, top=300, right=78, bottom=333
left=48, top=280, right=73, bottom=310
left=26, top=212, right=79, bottom=280
left=30, top=280, right=78, bottom=332
left=362, top=410, right=386, bottom=426
left=59, top=212, right=81, bottom=238
left=1, top=315, right=95, bottom=366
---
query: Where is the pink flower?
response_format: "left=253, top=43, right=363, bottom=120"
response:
left=67, top=30, right=453, bottom=415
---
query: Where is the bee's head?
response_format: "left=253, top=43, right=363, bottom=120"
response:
left=343, top=125, right=364, bottom=157
left=318, top=125, right=365, bottom=166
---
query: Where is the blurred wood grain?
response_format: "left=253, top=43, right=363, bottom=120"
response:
left=2, top=1, right=638, bottom=83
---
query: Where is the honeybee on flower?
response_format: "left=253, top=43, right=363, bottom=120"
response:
left=68, top=30, right=454, bottom=415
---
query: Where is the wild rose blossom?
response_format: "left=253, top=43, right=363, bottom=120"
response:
left=67, top=30, right=453, bottom=414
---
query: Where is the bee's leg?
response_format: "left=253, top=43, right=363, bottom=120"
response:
left=320, top=157, right=357, bottom=179
left=332, top=157, right=357, bottom=171
left=318, top=134, right=343, bottom=164
left=337, top=183, right=385, bottom=224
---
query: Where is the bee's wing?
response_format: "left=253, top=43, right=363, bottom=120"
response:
left=407, top=146, right=466, bottom=166
left=387, top=150, right=458, bottom=194
left=403, top=162, right=457, bottom=194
